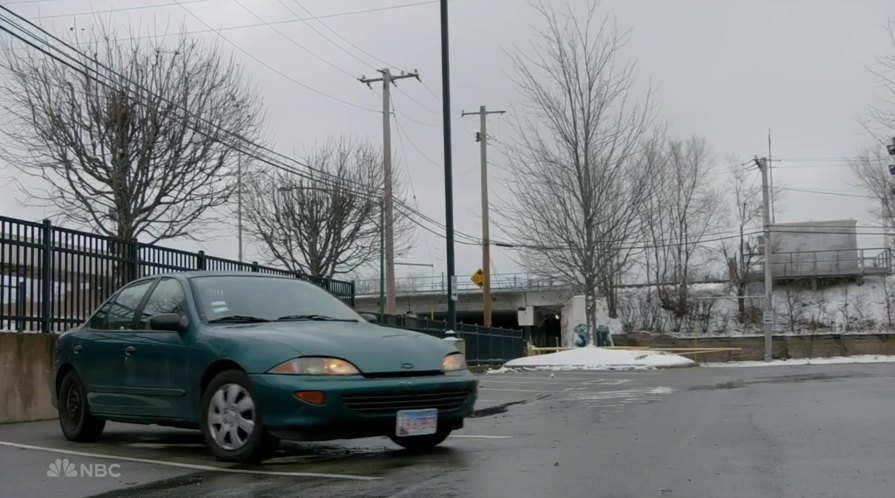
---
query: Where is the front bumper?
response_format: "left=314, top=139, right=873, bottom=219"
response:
left=249, top=371, right=478, bottom=441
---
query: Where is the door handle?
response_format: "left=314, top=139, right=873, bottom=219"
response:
left=73, top=345, right=82, bottom=355
left=125, top=346, right=137, bottom=356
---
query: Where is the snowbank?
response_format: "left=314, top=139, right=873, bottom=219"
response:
left=702, top=355, right=895, bottom=368
left=497, top=346, right=696, bottom=371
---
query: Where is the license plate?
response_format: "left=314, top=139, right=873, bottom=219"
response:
left=395, top=409, right=438, bottom=437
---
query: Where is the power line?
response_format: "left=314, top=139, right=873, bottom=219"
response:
left=0, top=8, right=374, bottom=188
left=21, top=0, right=211, bottom=20
left=0, top=10, right=475, bottom=249
left=393, top=103, right=442, bottom=168
left=287, top=0, right=403, bottom=71
left=6, top=9, right=824, bottom=256
left=13, top=9, right=471, bottom=246
left=138, top=1, right=438, bottom=39
left=779, top=187, right=876, bottom=199
left=275, top=0, right=375, bottom=71
left=0, top=12, right=380, bottom=198
left=231, top=0, right=356, bottom=79
left=171, top=1, right=378, bottom=113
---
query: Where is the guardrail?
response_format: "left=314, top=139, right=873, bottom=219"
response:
left=376, top=314, right=525, bottom=365
left=1, top=216, right=355, bottom=332
left=526, top=345, right=743, bottom=359
left=355, top=273, right=571, bottom=296
left=748, top=247, right=891, bottom=280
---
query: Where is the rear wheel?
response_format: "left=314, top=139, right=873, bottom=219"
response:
left=58, top=371, right=105, bottom=442
left=200, top=370, right=278, bottom=462
left=389, top=428, right=452, bottom=451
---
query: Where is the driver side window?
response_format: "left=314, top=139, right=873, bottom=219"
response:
left=138, top=278, right=187, bottom=330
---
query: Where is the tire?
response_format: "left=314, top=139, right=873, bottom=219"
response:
left=199, top=370, right=278, bottom=462
left=58, top=371, right=105, bottom=442
left=389, top=428, right=452, bottom=451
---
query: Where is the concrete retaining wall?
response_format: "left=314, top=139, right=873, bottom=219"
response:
left=615, top=333, right=895, bottom=362
left=0, top=333, right=57, bottom=424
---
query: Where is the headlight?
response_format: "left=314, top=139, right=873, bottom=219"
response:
left=443, top=353, right=467, bottom=372
left=268, top=357, right=360, bottom=376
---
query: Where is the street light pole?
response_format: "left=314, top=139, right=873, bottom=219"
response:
left=439, top=0, right=457, bottom=330
left=237, top=155, right=243, bottom=263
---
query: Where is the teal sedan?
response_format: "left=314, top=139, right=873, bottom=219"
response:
left=51, top=272, right=478, bottom=462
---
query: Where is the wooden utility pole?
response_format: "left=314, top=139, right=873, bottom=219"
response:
left=462, top=106, right=505, bottom=327
left=754, top=156, right=773, bottom=362
left=360, top=69, right=419, bottom=315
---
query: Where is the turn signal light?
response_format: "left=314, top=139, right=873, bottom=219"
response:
left=294, top=391, right=326, bottom=406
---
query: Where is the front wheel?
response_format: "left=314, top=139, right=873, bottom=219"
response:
left=389, top=428, right=452, bottom=451
left=58, top=371, right=105, bottom=442
left=199, top=370, right=278, bottom=462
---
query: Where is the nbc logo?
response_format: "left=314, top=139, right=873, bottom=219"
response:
left=46, top=458, right=121, bottom=478
left=46, top=458, right=77, bottom=478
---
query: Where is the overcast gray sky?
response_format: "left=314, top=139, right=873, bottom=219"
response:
left=1, top=0, right=893, bottom=284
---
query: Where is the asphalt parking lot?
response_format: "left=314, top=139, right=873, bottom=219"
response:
left=1, top=363, right=894, bottom=498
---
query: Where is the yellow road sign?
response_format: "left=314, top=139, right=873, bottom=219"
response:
left=470, top=269, right=484, bottom=288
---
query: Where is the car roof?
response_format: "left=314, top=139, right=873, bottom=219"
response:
left=134, top=271, right=296, bottom=282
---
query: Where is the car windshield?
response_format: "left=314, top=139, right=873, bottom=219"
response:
left=191, top=275, right=361, bottom=324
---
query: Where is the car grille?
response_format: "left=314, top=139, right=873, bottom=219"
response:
left=342, top=389, right=472, bottom=414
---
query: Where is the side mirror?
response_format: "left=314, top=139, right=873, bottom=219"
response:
left=149, top=313, right=188, bottom=332
left=359, top=312, right=380, bottom=324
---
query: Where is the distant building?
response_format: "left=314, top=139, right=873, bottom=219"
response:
left=751, top=219, right=890, bottom=282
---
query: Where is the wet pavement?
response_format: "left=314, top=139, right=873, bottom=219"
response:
left=1, top=363, right=894, bottom=497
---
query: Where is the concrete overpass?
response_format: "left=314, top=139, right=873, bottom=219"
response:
left=354, top=273, right=577, bottom=345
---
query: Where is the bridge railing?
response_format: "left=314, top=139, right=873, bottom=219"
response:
left=747, top=247, right=892, bottom=280
left=355, top=273, right=569, bottom=296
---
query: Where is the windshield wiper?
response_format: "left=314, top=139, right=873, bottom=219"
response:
left=208, top=315, right=271, bottom=324
left=275, top=314, right=358, bottom=323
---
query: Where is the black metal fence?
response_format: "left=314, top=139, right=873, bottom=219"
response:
left=377, top=315, right=525, bottom=365
left=1, top=216, right=355, bottom=332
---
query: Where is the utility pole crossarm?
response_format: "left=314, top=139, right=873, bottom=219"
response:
left=461, top=106, right=507, bottom=327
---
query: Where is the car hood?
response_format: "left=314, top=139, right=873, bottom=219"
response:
left=214, top=321, right=454, bottom=374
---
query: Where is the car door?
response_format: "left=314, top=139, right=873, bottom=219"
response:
left=76, top=279, right=155, bottom=416
left=118, top=277, right=193, bottom=419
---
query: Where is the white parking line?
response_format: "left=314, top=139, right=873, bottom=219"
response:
left=479, top=388, right=560, bottom=393
left=450, top=435, right=512, bottom=439
left=0, top=441, right=378, bottom=481
left=480, top=379, right=587, bottom=385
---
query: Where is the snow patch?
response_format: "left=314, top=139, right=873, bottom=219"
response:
left=702, top=355, right=895, bottom=368
left=500, top=346, right=695, bottom=371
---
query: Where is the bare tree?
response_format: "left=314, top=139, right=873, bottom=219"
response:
left=880, top=277, right=895, bottom=330
left=0, top=29, right=263, bottom=243
left=501, top=2, right=653, bottom=345
left=853, top=23, right=895, bottom=242
left=641, top=136, right=725, bottom=317
left=862, top=23, right=895, bottom=141
left=719, top=156, right=763, bottom=322
left=850, top=146, right=895, bottom=248
left=242, top=137, right=413, bottom=278
left=779, top=283, right=808, bottom=333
